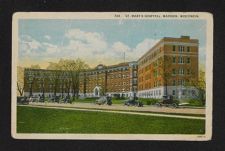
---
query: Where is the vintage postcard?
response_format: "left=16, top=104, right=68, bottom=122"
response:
left=12, top=12, right=213, bottom=140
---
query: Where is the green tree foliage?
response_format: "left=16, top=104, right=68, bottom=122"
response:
left=185, top=70, right=206, bottom=104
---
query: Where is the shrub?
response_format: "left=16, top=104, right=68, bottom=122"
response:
left=138, top=98, right=159, bottom=105
left=113, top=94, right=126, bottom=100
left=188, top=99, right=204, bottom=106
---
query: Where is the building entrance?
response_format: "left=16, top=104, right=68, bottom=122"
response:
left=93, top=86, right=101, bottom=97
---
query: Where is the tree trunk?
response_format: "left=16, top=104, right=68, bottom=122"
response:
left=165, top=79, right=168, bottom=96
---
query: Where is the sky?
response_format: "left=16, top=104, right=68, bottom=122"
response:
left=18, top=19, right=206, bottom=69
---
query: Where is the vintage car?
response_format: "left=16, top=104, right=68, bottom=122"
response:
left=49, top=96, right=61, bottom=103
left=27, top=96, right=40, bottom=102
left=96, top=96, right=112, bottom=105
left=156, top=95, right=179, bottom=108
left=17, top=96, right=29, bottom=105
left=124, top=97, right=143, bottom=107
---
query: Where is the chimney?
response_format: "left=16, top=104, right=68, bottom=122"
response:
left=180, top=35, right=190, bottom=39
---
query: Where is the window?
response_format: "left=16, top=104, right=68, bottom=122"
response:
left=179, top=46, right=184, bottom=52
left=178, top=80, right=185, bottom=85
left=187, top=46, right=190, bottom=52
left=172, top=90, right=176, bottom=95
left=172, top=69, right=176, bottom=75
left=173, top=80, right=176, bottom=86
left=173, top=57, right=176, bottom=63
left=187, top=57, right=191, bottom=63
left=181, top=79, right=185, bottom=85
left=173, top=45, right=176, bottom=51
left=178, top=57, right=184, bottom=64
left=179, top=68, right=184, bottom=75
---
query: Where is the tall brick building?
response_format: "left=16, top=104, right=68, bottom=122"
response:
left=138, top=36, right=199, bottom=99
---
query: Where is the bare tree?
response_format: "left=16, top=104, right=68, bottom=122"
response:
left=47, top=62, right=62, bottom=97
left=158, top=55, right=173, bottom=96
left=37, top=70, right=49, bottom=98
left=17, top=66, right=24, bottom=96
left=47, top=59, right=89, bottom=100
left=59, top=58, right=89, bottom=100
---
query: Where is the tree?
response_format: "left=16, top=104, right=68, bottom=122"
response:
left=59, top=58, right=89, bottom=99
left=27, top=64, right=41, bottom=96
left=159, top=56, right=173, bottom=96
left=46, top=59, right=89, bottom=100
left=17, top=66, right=24, bottom=96
left=47, top=62, right=62, bottom=97
left=37, top=70, right=49, bottom=98
left=186, top=70, right=206, bottom=104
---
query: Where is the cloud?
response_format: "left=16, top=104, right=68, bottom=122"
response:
left=111, top=42, right=131, bottom=53
left=44, top=35, right=51, bottom=40
left=19, top=35, right=59, bottom=60
left=19, top=29, right=160, bottom=68
left=65, top=28, right=107, bottom=51
left=126, top=38, right=159, bottom=61
left=20, top=35, right=41, bottom=50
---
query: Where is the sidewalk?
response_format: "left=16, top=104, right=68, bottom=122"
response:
left=21, top=103, right=205, bottom=120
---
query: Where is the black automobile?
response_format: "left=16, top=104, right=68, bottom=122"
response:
left=50, top=96, right=60, bottom=103
left=17, top=96, right=29, bottom=105
left=124, top=97, right=143, bottom=107
left=156, top=95, right=179, bottom=108
left=106, top=96, right=112, bottom=105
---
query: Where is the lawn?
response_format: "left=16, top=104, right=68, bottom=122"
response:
left=17, top=106, right=205, bottom=134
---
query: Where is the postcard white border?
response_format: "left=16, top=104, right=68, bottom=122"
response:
left=11, top=12, right=213, bottom=140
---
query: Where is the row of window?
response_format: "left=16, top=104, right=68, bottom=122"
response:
left=172, top=68, right=191, bottom=75
left=172, top=79, right=190, bottom=86
left=139, top=90, right=162, bottom=97
left=172, top=89, right=196, bottom=96
left=139, top=80, right=161, bottom=90
left=139, top=50, right=162, bottom=66
left=173, top=45, right=191, bottom=52
left=173, top=56, right=191, bottom=64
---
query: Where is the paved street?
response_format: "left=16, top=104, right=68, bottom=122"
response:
left=25, top=102, right=205, bottom=117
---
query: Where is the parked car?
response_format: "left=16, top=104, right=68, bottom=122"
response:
left=50, top=96, right=60, bottom=103
left=156, top=95, right=179, bottom=108
left=96, top=96, right=112, bottom=105
left=59, top=95, right=71, bottom=103
left=124, top=97, right=143, bottom=107
left=106, top=96, right=112, bottom=105
left=96, top=96, right=107, bottom=105
left=28, top=96, right=40, bottom=102
left=17, top=96, right=29, bottom=105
